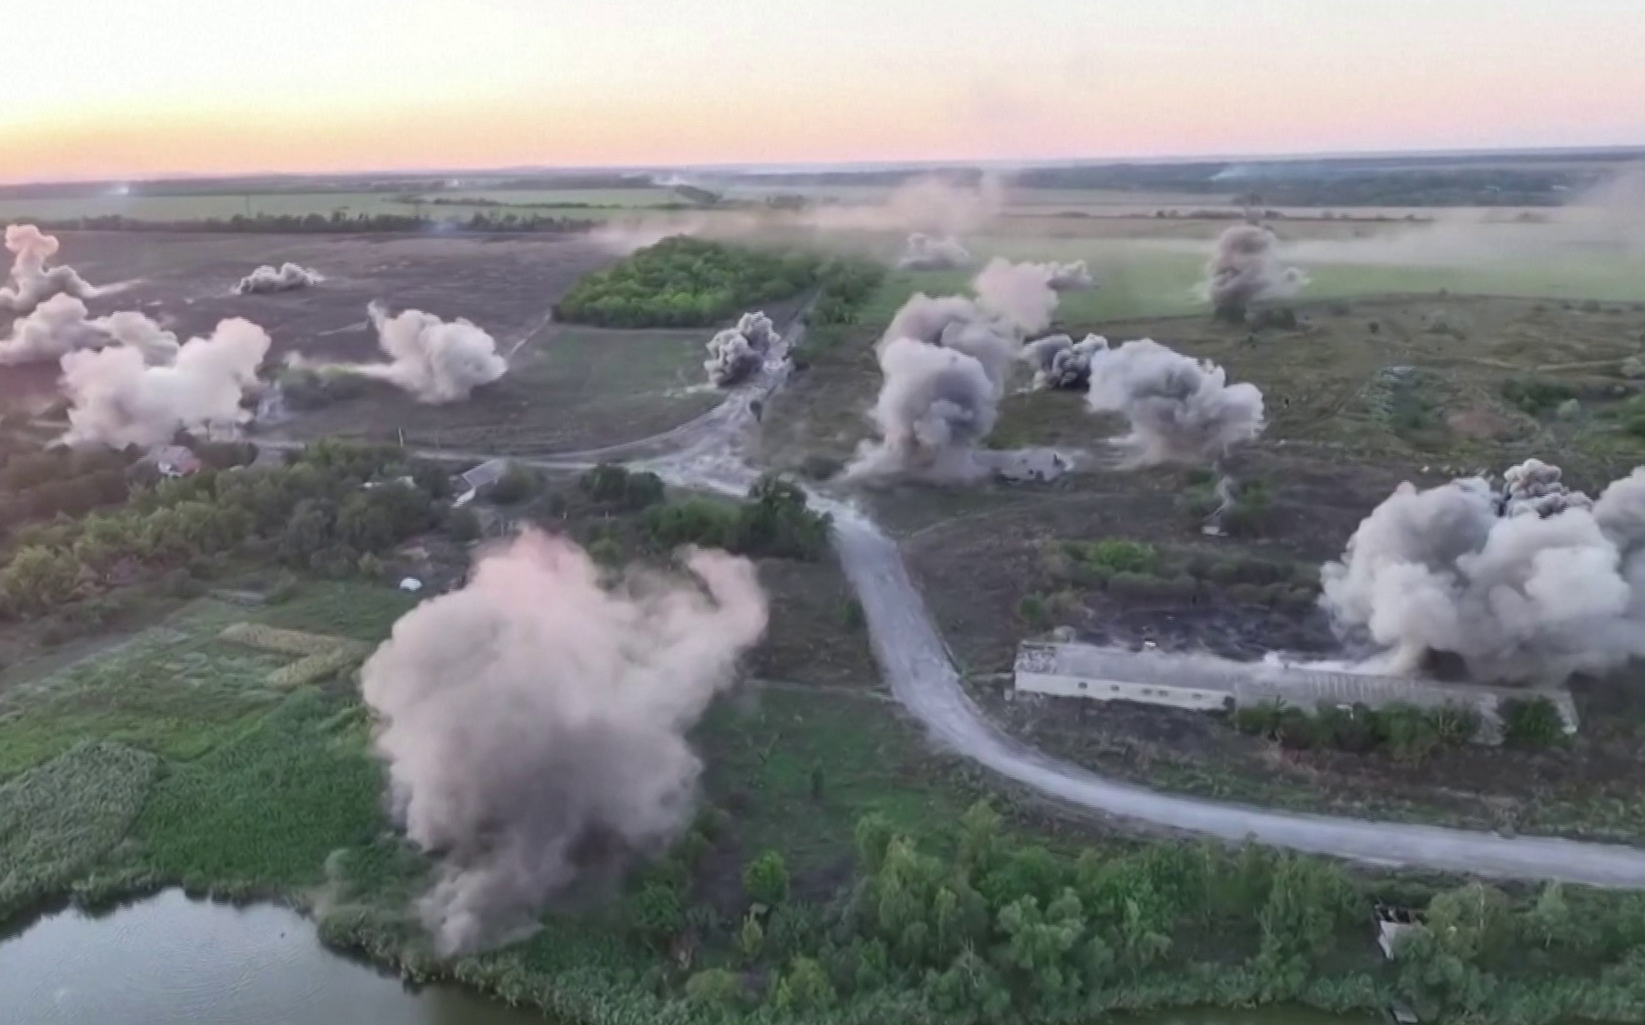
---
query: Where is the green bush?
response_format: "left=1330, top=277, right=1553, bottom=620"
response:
left=1078, top=539, right=1157, bottom=574
left=445, top=507, right=481, bottom=543
left=743, top=850, right=790, bottom=906
left=684, top=968, right=745, bottom=1010
left=1501, top=377, right=1578, bottom=416
left=643, top=498, right=737, bottom=550
left=729, top=474, right=831, bottom=560
left=1500, top=696, right=1565, bottom=748
left=1016, top=593, right=1049, bottom=629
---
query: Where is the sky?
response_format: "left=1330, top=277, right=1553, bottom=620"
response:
left=5, top=0, right=1644, bottom=182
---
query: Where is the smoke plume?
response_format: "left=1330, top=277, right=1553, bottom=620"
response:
left=1041, top=259, right=1094, bottom=291
left=1320, top=460, right=1645, bottom=684
left=1021, top=333, right=1108, bottom=390
left=703, top=310, right=779, bottom=387
left=971, top=257, right=1059, bottom=336
left=235, top=262, right=323, bottom=295
left=359, top=530, right=768, bottom=955
left=1084, top=339, right=1266, bottom=465
left=0, top=224, right=107, bottom=316
left=59, top=318, right=270, bottom=448
left=897, top=233, right=971, bottom=270
left=847, top=336, right=998, bottom=482
left=0, top=295, right=180, bottom=366
left=297, top=303, right=506, bottom=403
left=1199, top=225, right=1307, bottom=320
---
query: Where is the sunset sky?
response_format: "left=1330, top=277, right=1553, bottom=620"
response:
left=6, top=0, right=1643, bottom=182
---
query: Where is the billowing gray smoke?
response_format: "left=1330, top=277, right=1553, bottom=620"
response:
left=1321, top=460, right=1645, bottom=684
left=59, top=317, right=270, bottom=448
left=235, top=262, right=323, bottom=295
left=359, top=530, right=768, bottom=954
left=1199, top=225, right=1307, bottom=320
left=880, top=259, right=1063, bottom=394
left=897, top=233, right=971, bottom=270
left=0, top=294, right=180, bottom=366
left=703, top=310, right=778, bottom=387
left=296, top=302, right=506, bottom=403
left=0, top=224, right=106, bottom=315
left=847, top=337, right=998, bottom=482
left=1084, top=339, right=1266, bottom=465
left=1021, top=333, right=1108, bottom=390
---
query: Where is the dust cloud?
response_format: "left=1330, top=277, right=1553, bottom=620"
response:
left=1021, top=333, right=1107, bottom=390
left=59, top=317, right=270, bottom=448
left=0, top=224, right=110, bottom=316
left=896, top=233, right=971, bottom=270
left=359, top=530, right=768, bottom=955
left=1084, top=339, right=1266, bottom=465
left=292, top=302, right=507, bottom=403
left=703, top=310, right=779, bottom=387
left=1320, top=460, right=1645, bottom=685
left=235, top=262, right=324, bottom=295
left=847, top=336, right=998, bottom=483
left=0, top=295, right=179, bottom=366
left=1199, top=225, right=1307, bottom=319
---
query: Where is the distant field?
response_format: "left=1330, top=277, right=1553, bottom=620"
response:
left=426, top=187, right=679, bottom=208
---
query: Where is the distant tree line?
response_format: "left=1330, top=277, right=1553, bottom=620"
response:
left=26, top=211, right=597, bottom=235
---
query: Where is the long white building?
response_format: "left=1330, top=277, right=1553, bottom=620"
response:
left=1013, top=641, right=1578, bottom=733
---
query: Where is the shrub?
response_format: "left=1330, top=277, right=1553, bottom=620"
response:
left=644, top=498, right=736, bottom=550
left=1501, top=377, right=1578, bottom=416
left=1079, top=539, right=1157, bottom=574
left=1427, top=704, right=1482, bottom=746
left=1500, top=696, right=1565, bottom=748
left=1016, top=593, right=1049, bottom=629
left=684, top=968, right=745, bottom=1010
left=555, top=237, right=824, bottom=328
left=731, top=474, right=830, bottom=560
left=445, top=507, right=481, bottom=543
left=629, top=881, right=685, bottom=948
left=743, top=850, right=790, bottom=907
left=772, top=956, right=835, bottom=1012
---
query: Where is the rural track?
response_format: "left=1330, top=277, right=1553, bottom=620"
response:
left=259, top=306, right=1645, bottom=889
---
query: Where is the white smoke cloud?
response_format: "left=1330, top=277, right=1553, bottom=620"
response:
left=1021, top=333, right=1108, bottom=390
left=847, top=336, right=999, bottom=483
left=59, top=317, right=270, bottom=448
left=1320, top=460, right=1645, bottom=685
left=703, top=310, right=779, bottom=387
left=294, top=302, right=507, bottom=404
left=0, top=295, right=179, bottom=366
left=1199, top=224, right=1307, bottom=319
left=235, top=262, right=324, bottom=295
left=0, top=224, right=109, bottom=316
left=971, top=257, right=1060, bottom=336
left=896, top=233, right=971, bottom=270
left=359, top=530, right=768, bottom=955
left=1084, top=338, right=1266, bottom=465
left=1041, top=259, right=1094, bottom=292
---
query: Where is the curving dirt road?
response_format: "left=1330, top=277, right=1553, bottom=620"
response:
left=266, top=306, right=1645, bottom=887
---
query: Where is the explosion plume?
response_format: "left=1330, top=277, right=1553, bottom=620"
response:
left=359, top=530, right=768, bottom=954
left=0, top=295, right=179, bottom=366
left=295, top=303, right=507, bottom=403
left=0, top=224, right=106, bottom=315
left=1199, top=225, right=1306, bottom=321
left=1084, top=339, right=1266, bottom=465
left=1321, top=460, right=1645, bottom=684
left=703, top=310, right=779, bottom=387
left=847, top=336, right=998, bottom=482
left=1021, top=333, right=1108, bottom=390
left=59, top=317, right=270, bottom=448
left=235, top=262, right=324, bottom=295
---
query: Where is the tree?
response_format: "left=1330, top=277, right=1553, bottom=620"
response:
left=771, top=956, right=834, bottom=1012
left=1523, top=882, right=1580, bottom=952
left=736, top=911, right=764, bottom=962
left=743, top=850, right=790, bottom=907
left=629, top=881, right=684, bottom=948
left=683, top=968, right=743, bottom=1011
left=0, top=545, right=79, bottom=614
left=1426, top=882, right=1514, bottom=965
left=487, top=464, right=539, bottom=505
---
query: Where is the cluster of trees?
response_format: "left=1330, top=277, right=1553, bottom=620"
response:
left=1234, top=695, right=1566, bottom=760
left=553, top=237, right=826, bottom=328
left=639, top=473, right=831, bottom=562
left=657, top=800, right=1645, bottom=1022
left=30, top=212, right=595, bottom=235
left=1178, top=470, right=1274, bottom=536
left=0, top=440, right=448, bottom=617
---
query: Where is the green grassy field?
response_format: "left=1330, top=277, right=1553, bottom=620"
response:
left=0, top=187, right=671, bottom=224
